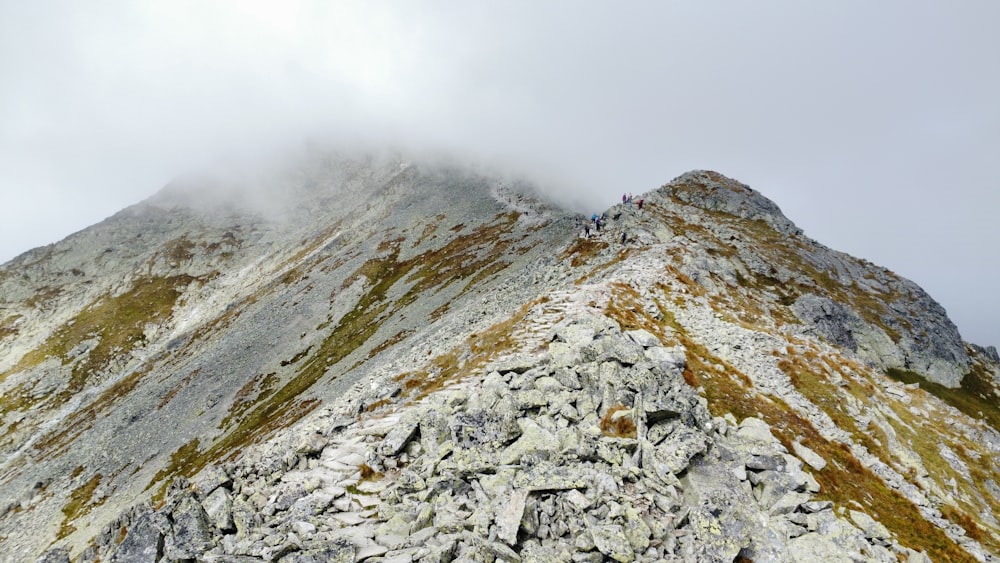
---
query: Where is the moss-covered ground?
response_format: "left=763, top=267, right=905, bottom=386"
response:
left=0, top=313, right=22, bottom=340
left=57, top=472, right=104, bottom=540
left=1, top=275, right=196, bottom=397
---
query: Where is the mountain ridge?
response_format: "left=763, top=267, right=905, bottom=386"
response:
left=1, top=154, right=998, bottom=562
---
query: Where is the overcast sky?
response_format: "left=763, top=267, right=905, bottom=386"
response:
left=1, top=1, right=998, bottom=347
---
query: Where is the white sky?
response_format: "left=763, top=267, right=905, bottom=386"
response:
left=1, top=1, right=998, bottom=347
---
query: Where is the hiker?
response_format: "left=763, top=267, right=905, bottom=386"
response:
left=595, top=217, right=601, bottom=232
left=584, top=222, right=591, bottom=238
left=620, top=231, right=627, bottom=245
left=637, top=198, right=644, bottom=210
left=622, top=193, right=627, bottom=204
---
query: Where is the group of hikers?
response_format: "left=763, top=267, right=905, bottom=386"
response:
left=579, top=192, right=646, bottom=244
left=622, top=192, right=644, bottom=209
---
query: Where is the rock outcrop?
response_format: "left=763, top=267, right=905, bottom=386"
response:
left=73, top=308, right=932, bottom=563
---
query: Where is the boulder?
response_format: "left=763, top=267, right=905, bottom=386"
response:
left=787, top=527, right=867, bottom=563
left=110, top=511, right=166, bottom=563
left=202, top=485, right=235, bottom=532
left=450, top=406, right=521, bottom=449
left=791, top=441, right=827, bottom=471
left=381, top=416, right=421, bottom=456
left=736, top=417, right=779, bottom=445
left=499, top=419, right=560, bottom=465
left=625, top=329, right=661, bottom=348
left=848, top=510, right=891, bottom=541
left=583, top=336, right=645, bottom=367
left=496, top=489, right=528, bottom=545
left=650, top=426, right=707, bottom=475
left=590, top=525, right=634, bottom=563
left=643, top=346, right=686, bottom=374
left=681, top=460, right=756, bottom=562
left=164, top=494, right=216, bottom=560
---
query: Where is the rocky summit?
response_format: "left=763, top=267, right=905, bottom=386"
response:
left=1, top=154, right=999, bottom=563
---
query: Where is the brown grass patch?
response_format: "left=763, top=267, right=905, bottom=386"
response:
left=600, top=405, right=637, bottom=438
left=359, top=463, right=384, bottom=481
left=560, top=238, right=609, bottom=267
left=58, top=473, right=104, bottom=539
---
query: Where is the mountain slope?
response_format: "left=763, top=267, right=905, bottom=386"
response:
left=2, top=156, right=998, bottom=562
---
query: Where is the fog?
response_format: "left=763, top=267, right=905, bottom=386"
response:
left=2, top=1, right=998, bottom=347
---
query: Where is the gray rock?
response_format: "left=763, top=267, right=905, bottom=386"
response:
left=787, top=528, right=865, bottom=563
left=791, top=294, right=861, bottom=353
left=496, top=488, right=528, bottom=545
left=533, top=376, right=564, bottom=393
left=520, top=540, right=570, bottom=563
left=192, top=465, right=233, bottom=499
left=203, top=486, right=236, bottom=532
left=499, top=419, right=560, bottom=465
left=282, top=544, right=353, bottom=563
left=583, top=335, right=645, bottom=367
left=625, top=329, right=661, bottom=348
left=451, top=407, right=521, bottom=449
left=767, top=491, right=811, bottom=516
left=848, top=510, right=891, bottom=541
left=548, top=342, right=584, bottom=368
left=680, top=460, right=756, bottom=562
left=34, top=547, right=70, bottom=563
left=665, top=170, right=801, bottom=234
left=590, top=525, right=634, bottom=563
left=110, top=511, right=165, bottom=563
left=735, top=417, right=779, bottom=444
left=551, top=367, right=582, bottom=390
left=165, top=494, right=216, bottom=560
left=354, top=543, right=389, bottom=560
left=493, top=354, right=539, bottom=374
left=800, top=500, right=833, bottom=513
left=515, top=389, right=550, bottom=410
left=650, top=426, right=707, bottom=475
left=791, top=441, right=826, bottom=471
left=295, top=432, right=329, bottom=457
left=746, top=453, right=785, bottom=471
left=621, top=506, right=651, bottom=551
left=291, top=521, right=316, bottom=537
left=983, top=345, right=1000, bottom=364
left=517, top=463, right=590, bottom=492
left=382, top=417, right=421, bottom=456
left=643, top=346, right=686, bottom=373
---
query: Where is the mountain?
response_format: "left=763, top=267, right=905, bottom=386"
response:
left=2, top=154, right=998, bottom=562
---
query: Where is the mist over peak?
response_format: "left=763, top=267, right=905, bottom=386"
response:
left=2, top=1, right=998, bottom=354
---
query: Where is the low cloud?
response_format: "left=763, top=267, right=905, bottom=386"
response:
left=2, top=1, right=999, bottom=345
